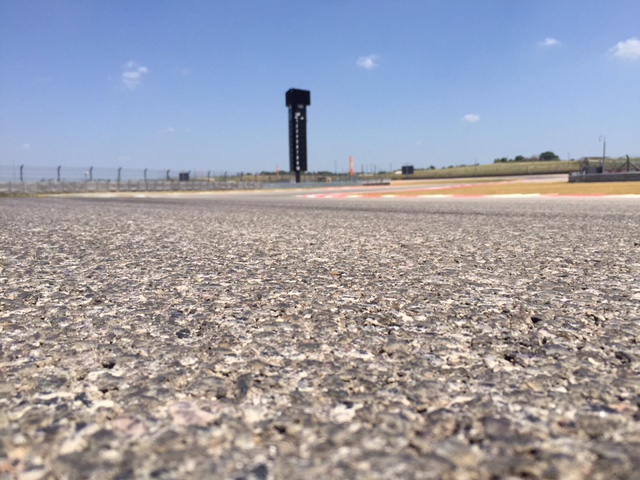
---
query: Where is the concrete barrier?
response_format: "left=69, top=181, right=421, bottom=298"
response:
left=568, top=172, right=640, bottom=183
left=0, top=180, right=262, bottom=195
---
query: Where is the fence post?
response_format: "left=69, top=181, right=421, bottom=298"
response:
left=89, top=166, right=93, bottom=181
left=20, top=165, right=24, bottom=182
left=57, top=166, right=61, bottom=182
left=144, top=168, right=147, bottom=182
left=166, top=169, right=170, bottom=181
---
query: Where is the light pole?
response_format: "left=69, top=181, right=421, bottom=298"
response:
left=599, top=135, right=606, bottom=171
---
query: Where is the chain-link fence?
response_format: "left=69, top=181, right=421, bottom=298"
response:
left=0, top=165, right=266, bottom=194
left=0, top=164, right=381, bottom=194
left=0, top=165, right=250, bottom=183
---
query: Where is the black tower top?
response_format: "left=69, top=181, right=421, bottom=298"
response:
left=286, top=89, right=311, bottom=107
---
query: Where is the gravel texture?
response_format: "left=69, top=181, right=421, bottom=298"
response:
left=1, top=195, right=639, bottom=480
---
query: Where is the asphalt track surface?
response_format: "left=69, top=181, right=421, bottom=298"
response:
left=1, top=194, right=639, bottom=479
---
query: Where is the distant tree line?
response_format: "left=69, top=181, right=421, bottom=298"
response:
left=493, top=151, right=560, bottom=163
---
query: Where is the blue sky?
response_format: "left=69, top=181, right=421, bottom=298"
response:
left=1, top=1, right=639, bottom=174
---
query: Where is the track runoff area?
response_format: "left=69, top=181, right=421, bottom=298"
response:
left=52, top=174, right=640, bottom=201
left=297, top=175, right=640, bottom=200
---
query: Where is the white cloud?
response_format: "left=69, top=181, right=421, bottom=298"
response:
left=463, top=114, right=480, bottom=123
left=611, top=37, right=640, bottom=60
left=121, top=61, right=149, bottom=89
left=158, top=127, right=176, bottom=135
left=356, top=54, right=379, bottom=69
left=541, top=37, right=560, bottom=47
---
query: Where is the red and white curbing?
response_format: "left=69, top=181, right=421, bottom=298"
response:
left=298, top=193, right=640, bottom=199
